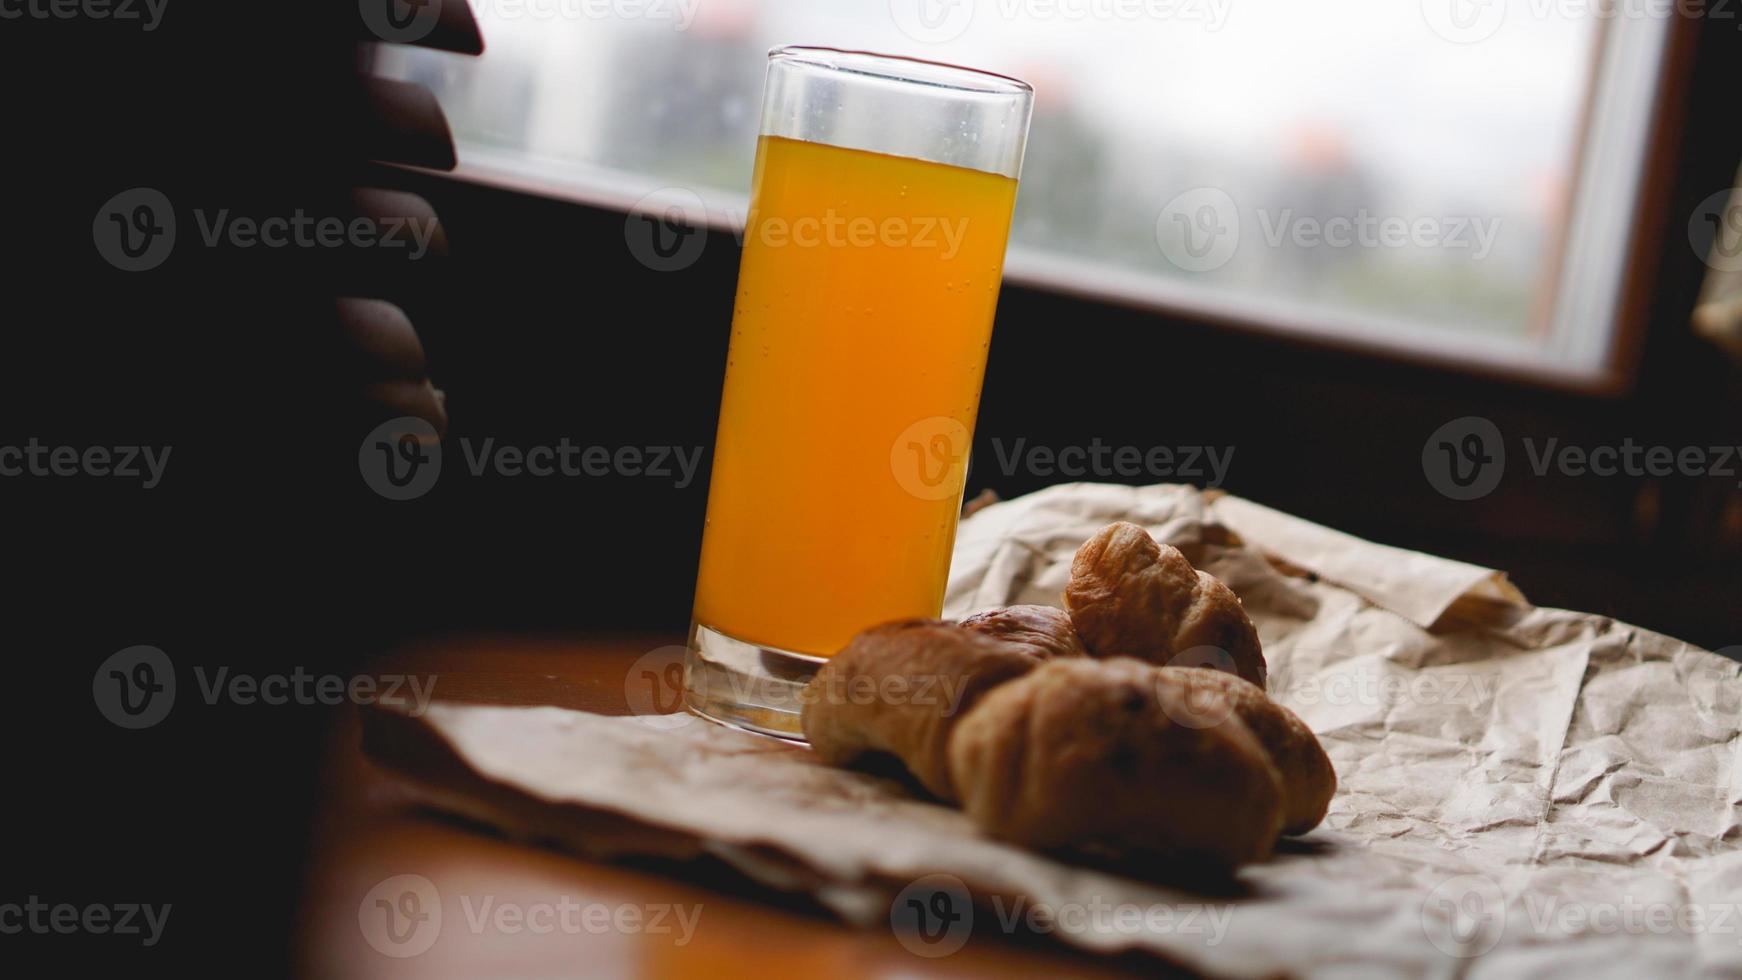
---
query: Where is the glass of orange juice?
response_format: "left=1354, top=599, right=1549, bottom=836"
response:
left=686, top=46, right=1033, bottom=738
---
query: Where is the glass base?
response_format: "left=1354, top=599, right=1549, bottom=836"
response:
left=684, top=622, right=825, bottom=741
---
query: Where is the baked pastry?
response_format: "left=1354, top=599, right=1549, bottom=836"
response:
left=1155, top=667, right=1335, bottom=834
left=800, top=619, right=1040, bottom=800
left=1064, top=521, right=1267, bottom=688
left=801, top=524, right=1325, bottom=865
left=959, top=604, right=1087, bottom=660
left=947, top=658, right=1285, bottom=866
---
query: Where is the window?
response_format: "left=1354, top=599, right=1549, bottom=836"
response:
left=373, top=0, right=1679, bottom=385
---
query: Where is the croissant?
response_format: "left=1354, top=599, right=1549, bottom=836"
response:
left=800, top=619, right=1040, bottom=800
left=959, top=604, right=1087, bottom=660
left=1064, top=521, right=1267, bottom=688
left=799, top=524, right=1331, bottom=866
left=1153, top=666, right=1335, bottom=834
left=947, top=657, right=1285, bottom=866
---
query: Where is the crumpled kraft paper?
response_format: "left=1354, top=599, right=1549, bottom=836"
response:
left=363, top=483, right=1742, bottom=978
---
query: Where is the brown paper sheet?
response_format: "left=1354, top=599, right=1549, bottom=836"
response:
left=364, top=484, right=1742, bottom=977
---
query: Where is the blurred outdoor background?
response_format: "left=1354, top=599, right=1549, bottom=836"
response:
left=378, top=0, right=1603, bottom=363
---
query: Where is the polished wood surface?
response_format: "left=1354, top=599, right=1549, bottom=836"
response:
left=293, top=633, right=1160, bottom=979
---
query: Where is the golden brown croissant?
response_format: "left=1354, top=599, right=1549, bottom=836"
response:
left=946, top=657, right=1285, bottom=866
left=799, top=524, right=1327, bottom=865
left=959, top=604, right=1087, bottom=660
left=1153, top=667, right=1335, bottom=834
left=1064, top=521, right=1266, bottom=688
left=799, top=619, right=1040, bottom=800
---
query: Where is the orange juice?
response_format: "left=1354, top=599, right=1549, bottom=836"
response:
left=692, top=134, right=1020, bottom=657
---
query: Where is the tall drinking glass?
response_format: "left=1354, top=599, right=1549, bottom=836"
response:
left=686, top=46, right=1033, bottom=738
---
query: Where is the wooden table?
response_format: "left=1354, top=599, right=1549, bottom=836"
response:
left=293, top=633, right=1157, bottom=979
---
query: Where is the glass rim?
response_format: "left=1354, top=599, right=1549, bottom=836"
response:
left=768, top=45, right=1033, bottom=98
